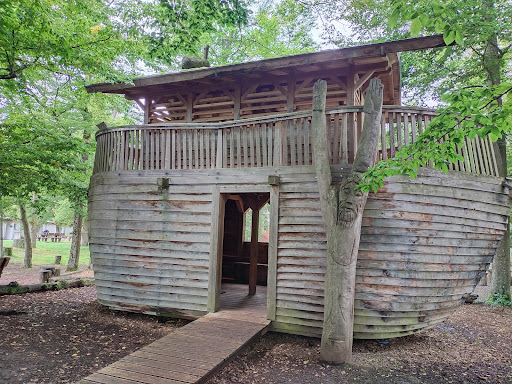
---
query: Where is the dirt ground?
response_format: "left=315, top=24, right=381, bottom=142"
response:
left=0, top=262, right=94, bottom=286
left=1, top=265, right=511, bottom=384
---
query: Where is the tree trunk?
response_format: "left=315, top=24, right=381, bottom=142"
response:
left=67, top=212, right=82, bottom=271
left=483, top=31, right=511, bottom=298
left=30, top=193, right=38, bottom=248
left=313, top=78, right=383, bottom=364
left=81, top=218, right=89, bottom=246
left=30, top=213, right=37, bottom=248
left=19, top=204, right=33, bottom=268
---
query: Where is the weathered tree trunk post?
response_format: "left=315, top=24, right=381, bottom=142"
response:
left=312, top=78, right=383, bottom=364
left=19, top=203, right=33, bottom=268
left=67, top=212, right=83, bottom=271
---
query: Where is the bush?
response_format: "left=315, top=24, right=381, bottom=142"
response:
left=486, top=293, right=512, bottom=306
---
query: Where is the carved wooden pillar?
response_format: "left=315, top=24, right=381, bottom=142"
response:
left=312, top=78, right=383, bottom=364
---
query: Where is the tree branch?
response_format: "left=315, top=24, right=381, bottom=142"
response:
left=70, top=36, right=113, bottom=49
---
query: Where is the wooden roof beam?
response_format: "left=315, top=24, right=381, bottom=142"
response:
left=87, top=35, right=447, bottom=94
left=354, top=70, right=376, bottom=92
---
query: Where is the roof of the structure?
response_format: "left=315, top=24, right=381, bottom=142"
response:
left=86, top=35, right=447, bottom=98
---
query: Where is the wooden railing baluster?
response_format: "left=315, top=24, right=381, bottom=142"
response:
left=92, top=107, right=498, bottom=177
left=304, top=118, right=310, bottom=166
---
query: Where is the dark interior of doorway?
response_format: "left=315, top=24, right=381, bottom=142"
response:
left=221, top=192, right=270, bottom=296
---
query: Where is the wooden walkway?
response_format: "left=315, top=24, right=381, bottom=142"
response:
left=78, top=284, right=269, bottom=384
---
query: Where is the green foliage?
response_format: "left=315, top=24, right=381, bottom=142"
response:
left=0, top=0, right=148, bottom=84
left=53, top=199, right=75, bottom=227
left=243, top=204, right=270, bottom=242
left=149, top=0, right=249, bottom=64
left=203, top=0, right=318, bottom=65
left=0, top=197, right=20, bottom=219
left=0, top=0, right=253, bottom=210
left=361, top=83, right=512, bottom=192
left=0, top=114, right=90, bottom=200
left=310, top=0, right=512, bottom=191
left=486, top=293, right=512, bottom=306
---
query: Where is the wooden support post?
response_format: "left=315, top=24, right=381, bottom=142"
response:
left=143, top=99, right=151, bottom=124
left=287, top=78, right=295, bottom=113
left=186, top=93, right=193, bottom=122
left=216, top=130, right=223, bottom=168
left=207, top=188, right=226, bottom=312
left=267, top=181, right=280, bottom=320
left=234, top=85, right=241, bottom=120
left=312, top=78, right=383, bottom=364
left=249, top=207, right=259, bottom=296
left=346, top=68, right=357, bottom=162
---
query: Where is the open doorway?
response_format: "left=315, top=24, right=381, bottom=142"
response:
left=219, top=192, right=270, bottom=313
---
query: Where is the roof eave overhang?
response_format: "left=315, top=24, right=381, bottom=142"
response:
left=86, top=35, right=448, bottom=95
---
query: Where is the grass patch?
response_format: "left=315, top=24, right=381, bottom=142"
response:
left=2, top=240, right=90, bottom=266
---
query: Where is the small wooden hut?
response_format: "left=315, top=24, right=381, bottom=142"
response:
left=86, top=35, right=510, bottom=339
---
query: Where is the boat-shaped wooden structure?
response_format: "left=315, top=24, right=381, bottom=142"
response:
left=86, top=35, right=510, bottom=339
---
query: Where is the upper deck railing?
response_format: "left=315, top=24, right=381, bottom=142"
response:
left=92, top=106, right=499, bottom=177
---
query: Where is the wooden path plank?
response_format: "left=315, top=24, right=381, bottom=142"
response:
left=78, top=286, right=270, bottom=384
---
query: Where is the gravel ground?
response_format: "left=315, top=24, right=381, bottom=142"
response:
left=1, top=264, right=511, bottom=384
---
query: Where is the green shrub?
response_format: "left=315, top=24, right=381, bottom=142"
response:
left=486, top=293, right=512, bottom=306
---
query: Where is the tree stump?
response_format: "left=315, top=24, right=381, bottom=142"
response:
left=54, top=255, right=62, bottom=265
left=40, top=269, right=52, bottom=284
left=3, top=247, right=13, bottom=257
left=40, top=266, right=59, bottom=283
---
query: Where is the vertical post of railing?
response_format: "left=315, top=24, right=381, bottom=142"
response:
left=273, top=122, right=280, bottom=167
left=216, top=129, right=223, bottom=168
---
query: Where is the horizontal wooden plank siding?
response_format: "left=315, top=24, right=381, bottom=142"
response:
left=352, top=171, right=508, bottom=339
left=88, top=167, right=324, bottom=319
left=89, top=171, right=214, bottom=316
left=270, top=167, right=508, bottom=339
left=89, top=166, right=508, bottom=340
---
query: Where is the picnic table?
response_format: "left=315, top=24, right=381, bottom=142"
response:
left=38, top=232, right=65, bottom=242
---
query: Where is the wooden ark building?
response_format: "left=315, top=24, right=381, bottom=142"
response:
left=86, top=36, right=510, bottom=340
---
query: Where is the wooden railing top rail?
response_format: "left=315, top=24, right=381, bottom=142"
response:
left=96, top=110, right=315, bottom=137
left=96, top=105, right=437, bottom=137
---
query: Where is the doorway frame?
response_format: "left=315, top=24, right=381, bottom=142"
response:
left=207, top=183, right=279, bottom=321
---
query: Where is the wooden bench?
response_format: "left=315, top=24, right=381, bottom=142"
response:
left=233, top=262, right=268, bottom=285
